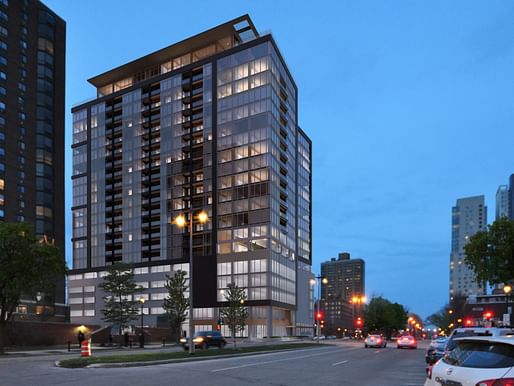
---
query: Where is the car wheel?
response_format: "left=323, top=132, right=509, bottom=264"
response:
left=201, top=342, right=208, bottom=350
left=397, top=346, right=400, bottom=349
left=219, top=341, right=226, bottom=349
left=365, top=344, right=368, bottom=348
left=183, top=346, right=188, bottom=351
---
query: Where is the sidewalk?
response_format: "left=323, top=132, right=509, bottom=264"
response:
left=3, top=343, right=178, bottom=357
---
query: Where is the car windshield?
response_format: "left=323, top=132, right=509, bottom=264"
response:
left=194, top=331, right=211, bottom=337
left=443, top=341, right=514, bottom=368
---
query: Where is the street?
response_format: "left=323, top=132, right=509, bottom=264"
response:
left=0, top=340, right=428, bottom=386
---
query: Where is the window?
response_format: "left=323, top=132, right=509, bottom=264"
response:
left=0, top=71, right=5, bottom=80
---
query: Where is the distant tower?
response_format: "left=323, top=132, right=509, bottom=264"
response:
left=321, top=253, right=365, bottom=332
left=450, top=196, right=487, bottom=301
left=508, top=173, right=514, bottom=220
left=495, top=185, right=509, bottom=220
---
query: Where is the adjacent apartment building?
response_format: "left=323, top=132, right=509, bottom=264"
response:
left=68, top=15, right=313, bottom=338
left=450, top=196, right=487, bottom=301
left=1, top=0, right=66, bottom=320
left=320, top=252, right=365, bottom=333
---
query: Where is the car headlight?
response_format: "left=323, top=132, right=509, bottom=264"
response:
left=193, top=337, right=204, bottom=343
left=180, top=338, right=186, bottom=343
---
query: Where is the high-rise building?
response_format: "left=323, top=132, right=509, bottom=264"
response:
left=320, top=253, right=365, bottom=332
left=509, top=174, right=514, bottom=220
left=1, top=0, right=66, bottom=320
left=68, top=15, right=313, bottom=338
left=450, top=196, right=487, bottom=301
left=496, top=185, right=509, bottom=220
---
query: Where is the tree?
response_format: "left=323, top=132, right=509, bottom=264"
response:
left=427, top=304, right=453, bottom=330
left=220, top=283, right=248, bottom=349
left=100, top=262, right=141, bottom=343
left=362, top=296, right=407, bottom=339
left=163, top=270, right=189, bottom=343
left=464, top=217, right=514, bottom=286
left=0, top=222, right=65, bottom=354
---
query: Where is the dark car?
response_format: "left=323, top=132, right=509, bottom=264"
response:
left=425, top=338, right=448, bottom=365
left=180, top=331, right=227, bottom=350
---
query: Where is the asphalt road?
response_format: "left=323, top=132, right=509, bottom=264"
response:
left=0, top=340, right=428, bottom=386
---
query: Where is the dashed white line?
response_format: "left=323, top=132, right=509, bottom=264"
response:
left=331, top=360, right=348, bottom=366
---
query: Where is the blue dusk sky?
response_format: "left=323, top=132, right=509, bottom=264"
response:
left=45, top=0, right=514, bottom=319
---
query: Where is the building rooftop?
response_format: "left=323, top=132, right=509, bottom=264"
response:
left=88, top=15, right=259, bottom=96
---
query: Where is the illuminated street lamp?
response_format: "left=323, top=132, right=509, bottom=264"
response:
left=310, top=275, right=328, bottom=344
left=173, top=210, right=209, bottom=354
left=350, top=295, right=367, bottom=330
left=504, top=285, right=512, bottom=326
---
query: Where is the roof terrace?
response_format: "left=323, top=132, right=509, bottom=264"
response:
left=89, top=15, right=259, bottom=97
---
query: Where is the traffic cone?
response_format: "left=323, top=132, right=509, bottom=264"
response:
left=80, top=339, right=91, bottom=357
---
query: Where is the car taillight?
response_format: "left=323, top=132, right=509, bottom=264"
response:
left=476, top=379, right=514, bottom=386
left=377, top=339, right=381, bottom=343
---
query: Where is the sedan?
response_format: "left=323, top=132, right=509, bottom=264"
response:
left=425, top=338, right=448, bottom=364
left=365, top=334, right=387, bottom=348
left=397, top=335, right=417, bottom=349
left=180, top=331, right=227, bottom=350
left=425, top=336, right=514, bottom=386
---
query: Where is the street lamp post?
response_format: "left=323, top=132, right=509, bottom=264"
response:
left=139, top=297, right=145, bottom=348
left=173, top=210, right=208, bottom=355
left=35, top=291, right=42, bottom=321
left=504, top=285, right=512, bottom=327
left=310, top=275, right=327, bottom=344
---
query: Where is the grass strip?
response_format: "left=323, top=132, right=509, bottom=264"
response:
left=59, top=343, right=324, bottom=368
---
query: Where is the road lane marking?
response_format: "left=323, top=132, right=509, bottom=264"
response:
left=212, top=348, right=343, bottom=372
left=331, top=360, right=348, bottom=366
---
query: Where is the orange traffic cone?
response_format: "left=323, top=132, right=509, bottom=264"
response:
left=80, top=339, right=91, bottom=357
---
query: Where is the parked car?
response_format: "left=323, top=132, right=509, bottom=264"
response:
left=445, top=327, right=514, bottom=353
left=179, top=331, right=226, bottom=350
left=364, top=334, right=387, bottom=348
left=425, top=336, right=514, bottom=386
left=425, top=337, right=448, bottom=365
left=397, top=335, right=417, bottom=349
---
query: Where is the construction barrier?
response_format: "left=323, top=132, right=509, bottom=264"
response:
left=80, top=339, right=91, bottom=357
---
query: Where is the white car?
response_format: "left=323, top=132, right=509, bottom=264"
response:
left=425, top=336, right=514, bottom=386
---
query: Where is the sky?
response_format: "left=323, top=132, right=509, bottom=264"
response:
left=45, top=0, right=514, bottom=319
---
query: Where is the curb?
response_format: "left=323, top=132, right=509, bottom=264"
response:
left=56, top=344, right=329, bottom=369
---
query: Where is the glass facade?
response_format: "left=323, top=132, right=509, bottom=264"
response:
left=70, top=16, right=312, bottom=336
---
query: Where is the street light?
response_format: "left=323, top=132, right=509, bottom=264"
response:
left=173, top=210, right=209, bottom=355
left=139, top=297, right=145, bottom=348
left=350, top=295, right=366, bottom=331
left=504, top=285, right=512, bottom=326
left=311, top=275, right=327, bottom=344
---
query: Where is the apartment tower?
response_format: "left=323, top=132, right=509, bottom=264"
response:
left=68, top=15, right=313, bottom=338
left=1, top=0, right=66, bottom=320
left=320, top=252, right=365, bottom=333
left=450, top=196, right=487, bottom=300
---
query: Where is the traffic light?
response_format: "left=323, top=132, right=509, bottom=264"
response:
left=315, top=312, right=323, bottom=321
left=465, top=319, right=472, bottom=326
left=356, top=317, right=363, bottom=327
left=217, top=318, right=224, bottom=330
